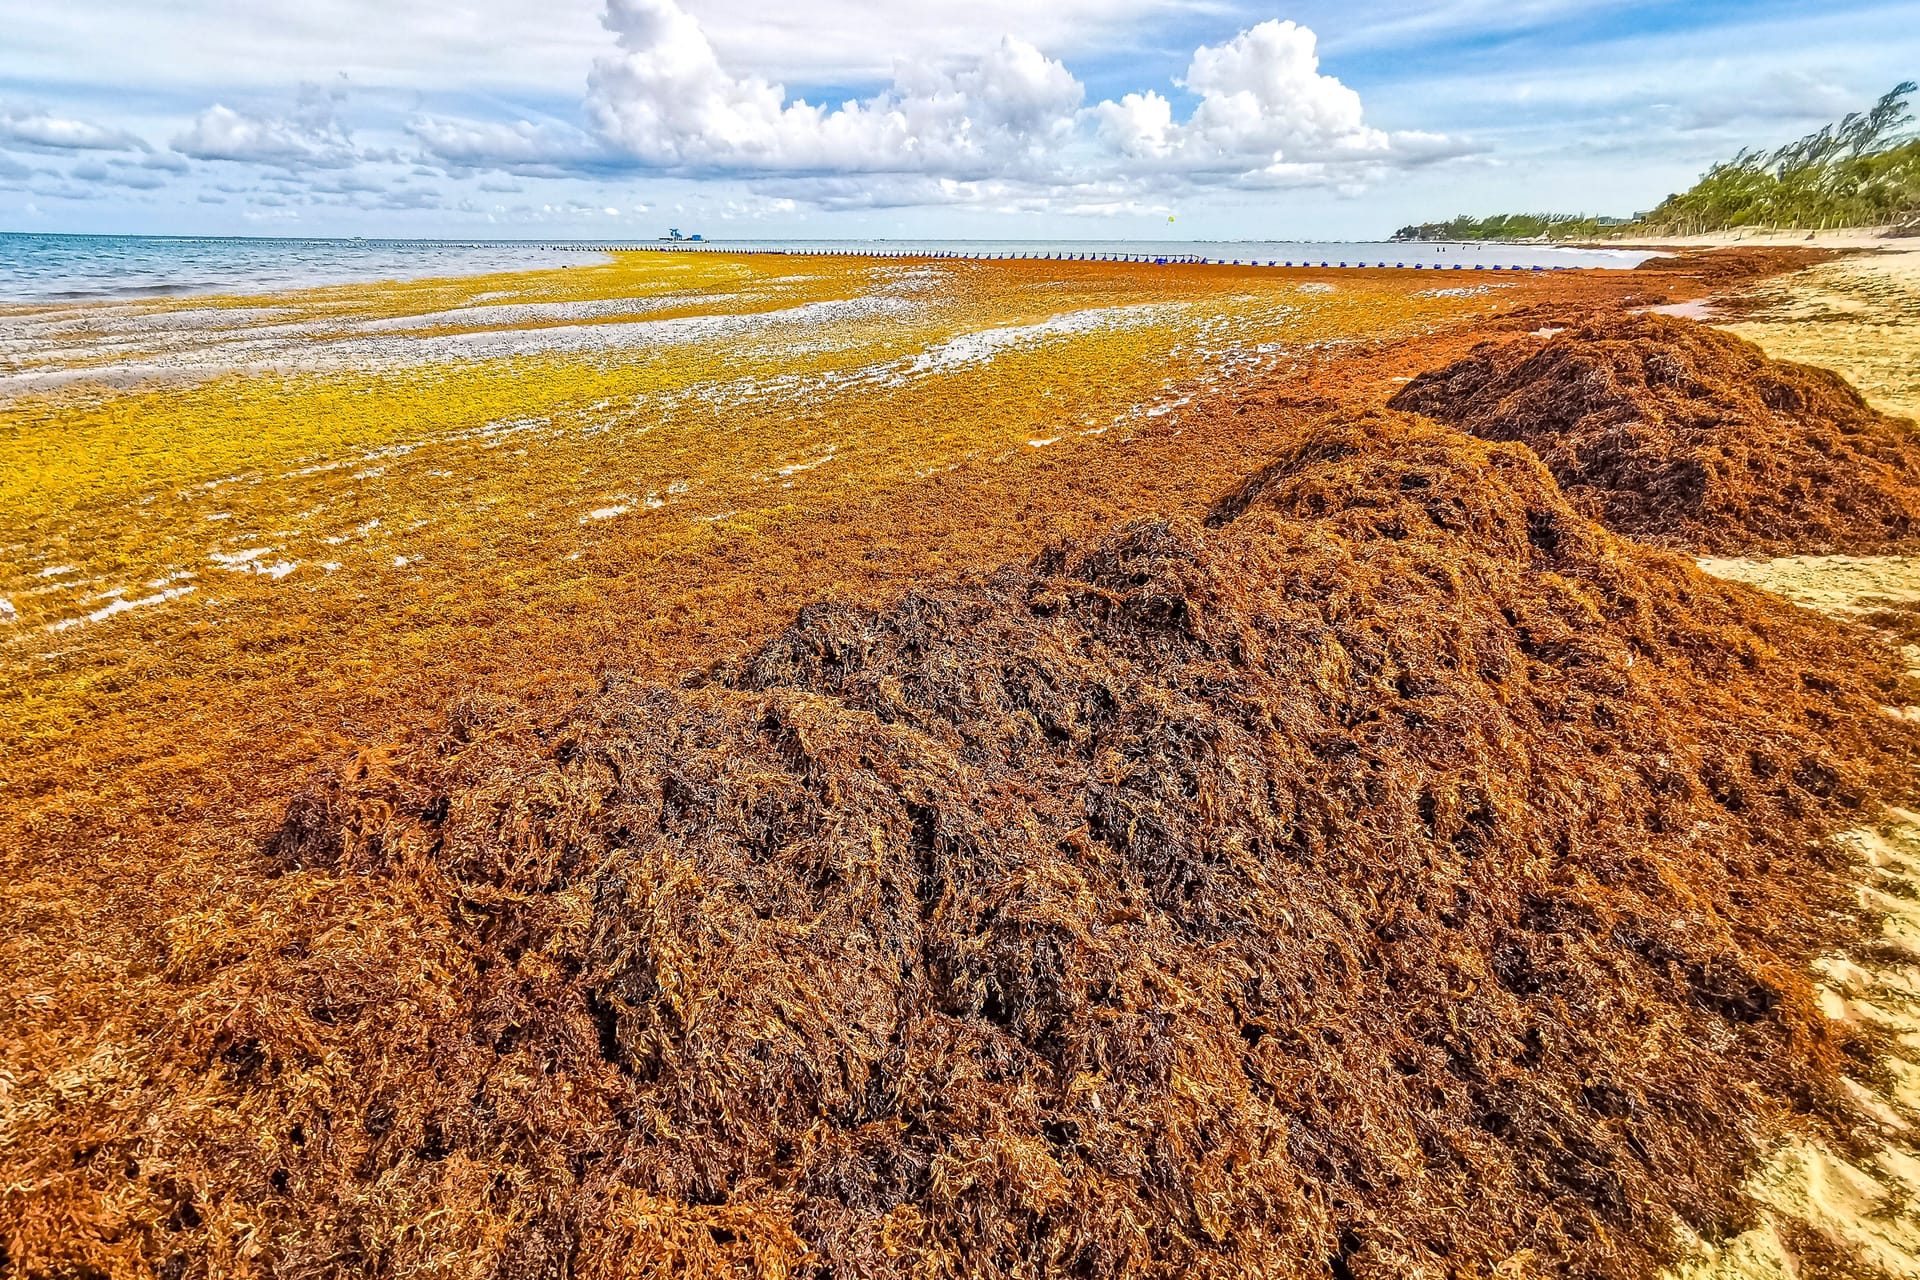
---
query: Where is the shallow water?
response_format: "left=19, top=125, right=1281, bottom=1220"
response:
left=0, top=231, right=1651, bottom=303
left=0, top=233, right=606, bottom=303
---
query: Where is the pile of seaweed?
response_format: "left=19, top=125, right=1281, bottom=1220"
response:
left=61, top=408, right=1918, bottom=1280
left=1389, top=312, right=1920, bottom=555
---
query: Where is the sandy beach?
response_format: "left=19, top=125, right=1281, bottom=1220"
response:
left=1667, top=240, right=1920, bottom=1279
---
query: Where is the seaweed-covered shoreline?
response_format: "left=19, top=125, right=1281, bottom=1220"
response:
left=7, top=250, right=1920, bottom=1279
left=26, top=400, right=1920, bottom=1278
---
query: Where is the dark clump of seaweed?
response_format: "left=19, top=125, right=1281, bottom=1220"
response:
left=86, top=410, right=1918, bottom=1279
left=1389, top=311, right=1920, bottom=555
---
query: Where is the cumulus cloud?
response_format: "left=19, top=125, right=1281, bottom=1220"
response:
left=1097, top=22, right=1385, bottom=174
left=31, top=1, right=1462, bottom=215
left=585, top=0, right=1083, bottom=178
left=0, top=108, right=148, bottom=152
left=562, top=0, right=1449, bottom=203
left=173, top=81, right=358, bottom=168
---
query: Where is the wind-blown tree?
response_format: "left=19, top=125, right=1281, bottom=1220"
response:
left=1395, top=85, right=1920, bottom=241
left=1644, top=82, right=1920, bottom=233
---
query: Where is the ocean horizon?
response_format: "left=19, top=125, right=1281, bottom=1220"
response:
left=0, top=230, right=1652, bottom=303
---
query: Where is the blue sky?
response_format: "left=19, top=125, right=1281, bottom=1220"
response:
left=1, top=0, right=1913, bottom=239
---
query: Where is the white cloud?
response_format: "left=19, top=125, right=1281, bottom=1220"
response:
left=137, top=151, right=192, bottom=173
left=1092, top=19, right=1392, bottom=181
left=1096, top=91, right=1176, bottom=159
left=1180, top=21, right=1383, bottom=164
left=410, top=115, right=609, bottom=175
left=1090, top=23, right=1480, bottom=193
left=70, top=160, right=169, bottom=190
left=374, top=187, right=445, bottom=210
left=562, top=0, right=1440, bottom=203
left=33, top=182, right=104, bottom=202
left=0, top=108, right=148, bottom=152
left=1669, top=70, right=1862, bottom=133
left=173, top=82, right=358, bottom=168
left=0, top=4, right=1510, bottom=225
left=3, top=1, right=1496, bottom=224
left=306, top=172, right=393, bottom=195
left=585, top=0, right=1085, bottom=177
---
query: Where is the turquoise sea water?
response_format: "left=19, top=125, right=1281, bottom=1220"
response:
left=0, top=232, right=1652, bottom=303
left=0, top=234, right=598, bottom=302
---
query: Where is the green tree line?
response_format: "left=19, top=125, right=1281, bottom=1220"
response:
left=1391, top=212, right=1620, bottom=242
left=1393, top=82, right=1920, bottom=241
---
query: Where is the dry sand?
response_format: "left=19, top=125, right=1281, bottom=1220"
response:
left=1611, top=230, right=1909, bottom=251
left=1681, top=243, right=1920, bottom=1279
left=1723, top=246, right=1920, bottom=423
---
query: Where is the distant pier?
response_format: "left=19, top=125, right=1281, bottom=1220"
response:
left=505, top=242, right=1577, bottom=272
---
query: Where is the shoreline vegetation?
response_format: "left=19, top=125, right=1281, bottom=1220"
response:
left=1395, top=82, right=1920, bottom=243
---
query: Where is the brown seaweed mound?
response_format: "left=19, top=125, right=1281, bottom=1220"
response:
left=1388, top=312, right=1920, bottom=555
left=65, top=412, right=1916, bottom=1280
